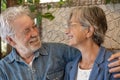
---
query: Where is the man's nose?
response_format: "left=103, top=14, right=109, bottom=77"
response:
left=31, top=28, right=39, bottom=37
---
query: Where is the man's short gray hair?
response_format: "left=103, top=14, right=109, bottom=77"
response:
left=0, top=6, right=31, bottom=43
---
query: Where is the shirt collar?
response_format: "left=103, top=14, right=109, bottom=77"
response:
left=5, top=48, right=20, bottom=63
left=70, top=46, right=107, bottom=68
left=35, top=45, right=48, bottom=56
left=94, top=46, right=106, bottom=64
left=7, top=45, right=48, bottom=63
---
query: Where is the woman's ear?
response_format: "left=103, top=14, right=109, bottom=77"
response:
left=6, top=36, right=16, bottom=47
left=86, top=26, right=94, bottom=38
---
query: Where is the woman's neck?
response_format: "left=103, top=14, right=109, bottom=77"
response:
left=77, top=42, right=100, bottom=69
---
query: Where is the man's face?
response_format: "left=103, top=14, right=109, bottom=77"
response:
left=12, top=15, right=41, bottom=53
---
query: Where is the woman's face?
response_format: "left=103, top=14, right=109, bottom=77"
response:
left=65, top=15, right=88, bottom=48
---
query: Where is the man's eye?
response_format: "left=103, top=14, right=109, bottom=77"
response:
left=24, top=29, right=30, bottom=34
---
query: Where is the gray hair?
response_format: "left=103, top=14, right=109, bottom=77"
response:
left=0, top=6, right=31, bottom=43
left=69, top=6, right=108, bottom=46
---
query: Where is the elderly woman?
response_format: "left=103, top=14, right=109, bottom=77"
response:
left=64, top=6, right=120, bottom=80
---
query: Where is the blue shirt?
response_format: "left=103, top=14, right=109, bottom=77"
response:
left=0, top=43, right=80, bottom=80
left=64, top=46, right=120, bottom=80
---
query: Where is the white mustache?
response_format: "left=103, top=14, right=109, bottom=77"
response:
left=29, top=37, right=39, bottom=43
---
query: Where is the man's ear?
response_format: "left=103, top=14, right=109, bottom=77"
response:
left=6, top=36, right=16, bottom=47
left=86, top=26, right=94, bottom=38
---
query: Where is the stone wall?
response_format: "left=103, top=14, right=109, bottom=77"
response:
left=42, top=4, right=120, bottom=49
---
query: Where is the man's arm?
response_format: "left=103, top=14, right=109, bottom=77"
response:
left=108, top=52, right=120, bottom=78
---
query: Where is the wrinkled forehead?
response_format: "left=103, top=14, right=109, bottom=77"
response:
left=12, top=15, right=34, bottom=30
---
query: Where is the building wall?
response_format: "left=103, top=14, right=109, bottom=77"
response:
left=42, top=4, right=120, bottom=49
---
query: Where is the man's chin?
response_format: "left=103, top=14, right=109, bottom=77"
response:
left=34, top=44, right=41, bottom=48
left=30, top=47, right=40, bottom=52
left=29, top=42, right=41, bottom=52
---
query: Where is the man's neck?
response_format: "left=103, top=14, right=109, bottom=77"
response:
left=16, top=48, right=35, bottom=64
left=21, top=54, right=35, bottom=64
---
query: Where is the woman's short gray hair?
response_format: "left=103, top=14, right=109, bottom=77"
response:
left=69, top=6, right=108, bottom=46
left=0, top=6, right=31, bottom=43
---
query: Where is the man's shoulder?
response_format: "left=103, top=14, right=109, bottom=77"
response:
left=41, top=42, right=80, bottom=56
left=42, top=42, right=77, bottom=49
left=42, top=42, right=68, bottom=47
left=42, top=42, right=70, bottom=49
left=42, top=42, right=79, bottom=52
left=0, top=57, right=7, bottom=68
left=0, top=51, right=14, bottom=66
left=0, top=54, right=10, bottom=64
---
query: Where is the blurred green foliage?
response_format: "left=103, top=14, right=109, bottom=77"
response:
left=106, top=0, right=120, bottom=3
left=17, top=0, right=66, bottom=26
left=16, top=0, right=56, bottom=26
left=1, top=0, right=119, bottom=27
left=1, top=0, right=7, bottom=11
left=1, top=0, right=66, bottom=27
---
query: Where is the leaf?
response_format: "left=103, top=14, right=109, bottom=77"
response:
left=17, top=0, right=24, bottom=5
left=3, top=0, right=7, bottom=4
left=1, top=0, right=7, bottom=11
left=47, top=4, right=52, bottom=10
left=28, top=5, right=36, bottom=12
left=42, top=12, right=55, bottom=20
left=58, top=0, right=65, bottom=6
left=27, top=0, right=33, bottom=3
left=106, top=0, right=111, bottom=3
left=35, top=0, right=40, bottom=4
left=36, top=12, right=42, bottom=26
left=61, top=0, right=64, bottom=1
